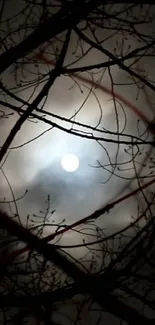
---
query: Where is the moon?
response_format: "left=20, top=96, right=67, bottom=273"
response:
left=61, top=154, right=79, bottom=172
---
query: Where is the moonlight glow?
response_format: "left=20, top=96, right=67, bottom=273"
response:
left=61, top=154, right=79, bottom=172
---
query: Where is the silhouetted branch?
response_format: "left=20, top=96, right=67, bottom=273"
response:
left=0, top=0, right=103, bottom=74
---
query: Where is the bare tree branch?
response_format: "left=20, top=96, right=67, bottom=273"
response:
left=0, top=0, right=103, bottom=74
left=0, top=28, right=71, bottom=162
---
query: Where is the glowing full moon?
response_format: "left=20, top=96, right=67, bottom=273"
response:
left=61, top=154, right=79, bottom=172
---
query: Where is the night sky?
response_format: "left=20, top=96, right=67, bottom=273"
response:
left=0, top=2, right=155, bottom=324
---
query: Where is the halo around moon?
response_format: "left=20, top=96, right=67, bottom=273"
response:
left=61, top=154, right=79, bottom=172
